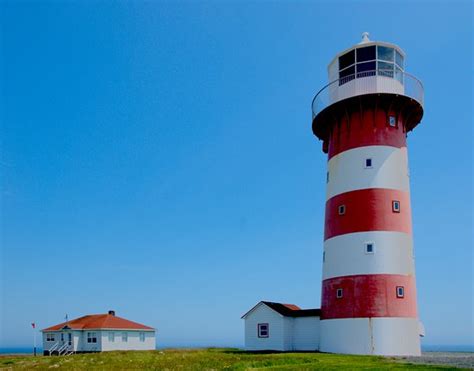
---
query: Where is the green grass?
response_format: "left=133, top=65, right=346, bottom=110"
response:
left=0, top=348, right=465, bottom=370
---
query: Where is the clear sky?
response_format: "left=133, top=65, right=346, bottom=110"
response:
left=0, top=1, right=472, bottom=349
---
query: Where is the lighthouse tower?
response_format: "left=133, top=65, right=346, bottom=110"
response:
left=312, top=34, right=424, bottom=356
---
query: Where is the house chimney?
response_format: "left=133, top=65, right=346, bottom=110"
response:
left=108, top=310, right=115, bottom=316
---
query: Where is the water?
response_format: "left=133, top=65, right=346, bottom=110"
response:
left=0, top=347, right=43, bottom=355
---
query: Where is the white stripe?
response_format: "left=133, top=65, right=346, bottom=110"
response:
left=320, top=317, right=421, bottom=356
left=327, top=146, right=409, bottom=200
left=323, top=231, right=415, bottom=279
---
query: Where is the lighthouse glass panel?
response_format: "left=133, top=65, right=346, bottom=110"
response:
left=378, top=61, right=394, bottom=78
left=356, top=45, right=375, bottom=62
left=357, top=61, right=376, bottom=77
left=395, top=50, right=404, bottom=68
left=377, top=45, right=394, bottom=61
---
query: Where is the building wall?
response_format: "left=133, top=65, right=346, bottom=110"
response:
left=100, top=330, right=155, bottom=351
left=292, top=317, right=320, bottom=351
left=43, top=330, right=155, bottom=352
left=320, top=318, right=420, bottom=355
left=244, top=304, right=320, bottom=351
left=244, top=304, right=285, bottom=351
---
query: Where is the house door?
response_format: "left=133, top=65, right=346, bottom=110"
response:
left=68, top=333, right=72, bottom=347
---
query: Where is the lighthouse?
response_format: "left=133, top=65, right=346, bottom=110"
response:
left=312, top=33, right=424, bottom=356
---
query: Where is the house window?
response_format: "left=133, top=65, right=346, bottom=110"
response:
left=336, top=288, right=343, bottom=298
left=258, top=323, right=269, bottom=338
left=122, top=332, right=128, bottom=342
left=396, top=286, right=405, bottom=298
left=365, top=158, right=372, bottom=168
left=61, top=333, right=64, bottom=342
left=46, top=333, right=55, bottom=342
left=392, top=200, right=401, bottom=213
left=365, top=242, right=375, bottom=254
left=338, top=205, right=346, bottom=215
left=87, top=332, right=97, bottom=343
left=108, top=332, right=115, bottom=342
left=389, top=116, right=396, bottom=127
left=139, top=332, right=145, bottom=342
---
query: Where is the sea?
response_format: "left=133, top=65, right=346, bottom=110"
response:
left=1, top=345, right=473, bottom=355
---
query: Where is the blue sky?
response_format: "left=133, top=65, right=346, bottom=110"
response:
left=0, top=1, right=472, bottom=348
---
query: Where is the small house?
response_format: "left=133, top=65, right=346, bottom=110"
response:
left=41, top=310, right=155, bottom=355
left=242, top=301, right=321, bottom=351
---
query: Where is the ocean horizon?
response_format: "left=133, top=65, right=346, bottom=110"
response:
left=1, top=344, right=473, bottom=355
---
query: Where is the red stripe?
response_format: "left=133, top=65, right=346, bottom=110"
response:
left=328, top=107, right=406, bottom=159
left=321, top=274, right=417, bottom=319
left=324, top=189, right=411, bottom=240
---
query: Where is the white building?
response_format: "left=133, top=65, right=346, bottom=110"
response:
left=41, top=310, right=155, bottom=355
left=242, top=301, right=321, bottom=351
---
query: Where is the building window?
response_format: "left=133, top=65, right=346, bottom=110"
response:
left=338, top=205, right=346, bottom=215
left=87, top=332, right=97, bottom=343
left=389, top=116, right=396, bottom=127
left=108, top=332, right=115, bottom=342
left=60, top=333, right=64, bottom=342
left=365, top=242, right=375, bottom=254
left=323, top=251, right=325, bottom=262
left=122, top=332, right=128, bottom=342
left=257, top=323, right=269, bottom=338
left=139, top=332, right=145, bottom=342
left=326, top=171, right=329, bottom=183
left=392, top=200, right=401, bottom=213
left=46, top=333, right=55, bottom=342
left=336, top=288, right=343, bottom=298
left=365, top=158, right=372, bottom=168
left=396, top=286, right=405, bottom=298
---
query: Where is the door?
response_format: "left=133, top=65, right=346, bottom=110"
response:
left=68, top=333, right=72, bottom=347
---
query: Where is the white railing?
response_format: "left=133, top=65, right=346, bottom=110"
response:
left=48, top=342, right=60, bottom=354
left=311, top=70, right=424, bottom=119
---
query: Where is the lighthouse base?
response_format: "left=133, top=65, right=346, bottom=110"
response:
left=320, top=317, right=421, bottom=356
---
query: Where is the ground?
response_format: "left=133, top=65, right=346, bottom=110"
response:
left=0, top=348, right=472, bottom=370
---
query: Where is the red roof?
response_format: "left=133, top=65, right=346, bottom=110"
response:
left=42, top=313, right=154, bottom=332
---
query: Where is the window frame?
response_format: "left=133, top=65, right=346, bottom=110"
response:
left=365, top=242, right=375, bottom=254
left=392, top=200, right=401, bottom=213
left=365, top=158, right=373, bottom=168
left=139, top=332, right=145, bottom=342
left=46, top=333, right=55, bottom=342
left=108, top=331, right=115, bottom=342
left=396, top=286, right=405, bottom=298
left=87, top=332, right=97, bottom=344
left=338, top=204, right=346, bottom=215
left=336, top=288, right=343, bottom=299
left=389, top=116, right=397, bottom=127
left=257, top=323, right=269, bottom=338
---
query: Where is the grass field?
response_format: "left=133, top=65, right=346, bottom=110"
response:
left=0, top=348, right=467, bottom=370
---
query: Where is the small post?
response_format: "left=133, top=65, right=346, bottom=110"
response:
left=31, top=322, right=36, bottom=356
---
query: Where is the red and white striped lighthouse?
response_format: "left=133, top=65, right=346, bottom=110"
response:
left=312, top=33, right=424, bottom=356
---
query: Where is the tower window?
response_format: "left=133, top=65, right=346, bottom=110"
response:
left=338, top=205, right=346, bottom=215
left=323, top=251, right=326, bottom=262
left=258, top=323, right=269, bottom=338
left=365, top=242, right=375, bottom=254
left=389, top=116, right=396, bottom=127
left=326, top=171, right=329, bottom=183
left=336, top=288, right=343, bottom=298
left=365, top=158, right=373, bottom=168
left=396, top=286, right=405, bottom=298
left=392, top=200, right=401, bottom=213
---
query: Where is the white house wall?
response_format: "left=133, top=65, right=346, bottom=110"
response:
left=244, top=304, right=285, bottom=351
left=100, top=331, right=155, bottom=351
left=292, top=317, right=320, bottom=351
